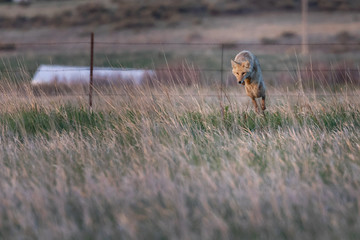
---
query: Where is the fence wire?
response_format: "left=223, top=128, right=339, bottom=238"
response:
left=2, top=40, right=360, bottom=73
left=7, top=41, right=360, bottom=46
left=1, top=38, right=360, bottom=99
left=1, top=68, right=359, bottom=73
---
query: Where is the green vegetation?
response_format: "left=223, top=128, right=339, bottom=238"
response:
left=2, top=99, right=358, bottom=139
left=0, top=104, right=107, bottom=139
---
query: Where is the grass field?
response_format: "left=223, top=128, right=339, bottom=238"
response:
left=0, top=80, right=360, bottom=239
left=1, top=1, right=360, bottom=238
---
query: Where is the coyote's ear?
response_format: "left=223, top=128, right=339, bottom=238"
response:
left=244, top=61, right=250, bottom=68
left=231, top=59, right=239, bottom=68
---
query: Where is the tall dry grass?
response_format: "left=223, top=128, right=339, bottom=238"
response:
left=0, top=67, right=360, bottom=240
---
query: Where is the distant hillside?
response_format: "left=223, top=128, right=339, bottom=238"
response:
left=0, top=0, right=359, bottom=29
left=22, top=0, right=360, bottom=11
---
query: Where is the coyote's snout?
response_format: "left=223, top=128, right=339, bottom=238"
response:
left=231, top=50, right=266, bottom=112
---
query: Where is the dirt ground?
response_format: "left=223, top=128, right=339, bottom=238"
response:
left=1, top=11, right=359, bottom=54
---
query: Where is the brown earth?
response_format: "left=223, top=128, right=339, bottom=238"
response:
left=0, top=0, right=360, bottom=30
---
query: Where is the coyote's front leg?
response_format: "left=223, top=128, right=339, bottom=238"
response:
left=251, top=97, right=259, bottom=113
left=261, top=96, right=266, bottom=111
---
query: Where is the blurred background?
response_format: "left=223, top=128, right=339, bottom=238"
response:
left=0, top=0, right=359, bottom=92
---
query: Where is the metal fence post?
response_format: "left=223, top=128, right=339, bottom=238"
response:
left=220, top=43, right=224, bottom=94
left=220, top=43, right=225, bottom=118
left=89, top=32, right=94, bottom=112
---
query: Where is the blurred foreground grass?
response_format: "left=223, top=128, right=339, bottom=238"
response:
left=0, top=87, right=360, bottom=239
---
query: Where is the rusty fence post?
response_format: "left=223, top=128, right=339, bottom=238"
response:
left=221, top=43, right=225, bottom=95
left=220, top=43, right=225, bottom=118
left=89, top=32, right=94, bottom=112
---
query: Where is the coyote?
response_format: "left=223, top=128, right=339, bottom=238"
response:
left=231, top=50, right=266, bottom=112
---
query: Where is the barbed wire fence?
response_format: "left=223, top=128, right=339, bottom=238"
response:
left=1, top=32, right=360, bottom=110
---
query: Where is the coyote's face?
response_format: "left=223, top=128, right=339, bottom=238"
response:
left=231, top=60, right=250, bottom=85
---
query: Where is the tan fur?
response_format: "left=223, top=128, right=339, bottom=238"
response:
left=231, top=50, right=266, bottom=112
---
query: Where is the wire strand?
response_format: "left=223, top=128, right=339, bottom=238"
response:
left=7, top=41, right=360, bottom=46
left=1, top=68, right=359, bottom=73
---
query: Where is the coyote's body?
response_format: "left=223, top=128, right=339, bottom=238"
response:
left=231, top=50, right=266, bottom=112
